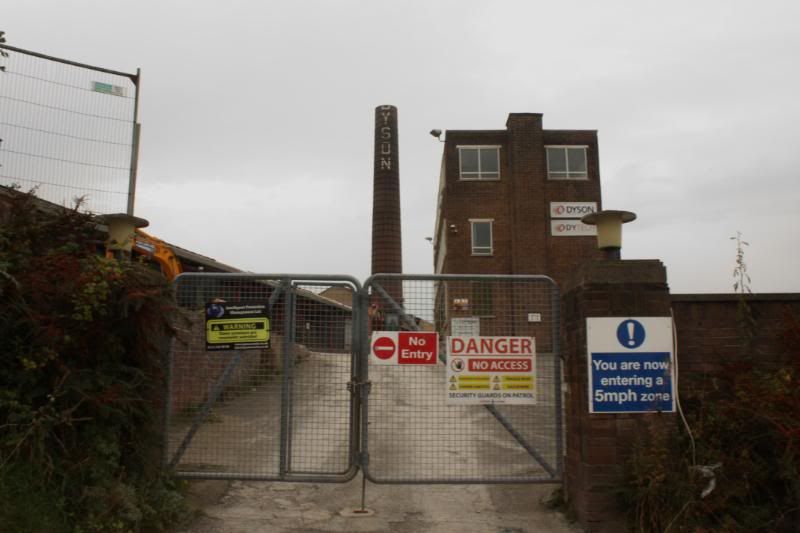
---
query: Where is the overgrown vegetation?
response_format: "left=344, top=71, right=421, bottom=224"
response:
left=623, top=236, right=800, bottom=532
left=0, top=190, right=188, bottom=531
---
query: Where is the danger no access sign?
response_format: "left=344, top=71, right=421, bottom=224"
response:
left=446, top=336, right=536, bottom=405
left=370, top=331, right=438, bottom=365
left=205, top=301, right=270, bottom=351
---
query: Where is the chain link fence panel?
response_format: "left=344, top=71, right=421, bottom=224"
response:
left=0, top=44, right=137, bottom=214
left=362, top=274, right=562, bottom=483
left=165, top=273, right=360, bottom=481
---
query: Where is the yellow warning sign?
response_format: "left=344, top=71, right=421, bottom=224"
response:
left=457, top=383, right=491, bottom=390
left=501, top=376, right=533, bottom=383
left=458, top=375, right=490, bottom=382
left=207, top=318, right=270, bottom=344
left=502, top=383, right=533, bottom=390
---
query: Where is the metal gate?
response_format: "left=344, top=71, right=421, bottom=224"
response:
left=164, top=273, right=562, bottom=484
left=165, top=274, right=361, bottom=481
left=361, top=274, right=562, bottom=483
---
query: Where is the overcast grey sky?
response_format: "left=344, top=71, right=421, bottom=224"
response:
left=4, top=0, right=799, bottom=293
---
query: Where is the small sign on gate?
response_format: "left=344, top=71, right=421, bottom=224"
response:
left=446, top=336, right=536, bottom=405
left=370, top=331, right=438, bottom=365
left=205, top=301, right=270, bottom=351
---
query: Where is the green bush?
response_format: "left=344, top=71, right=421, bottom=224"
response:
left=0, top=190, right=188, bottom=532
left=624, top=310, right=800, bottom=532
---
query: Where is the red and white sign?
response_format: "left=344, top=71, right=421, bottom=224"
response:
left=449, top=336, right=534, bottom=356
left=446, top=336, right=536, bottom=405
left=370, top=331, right=439, bottom=365
left=372, top=336, right=396, bottom=360
left=550, top=201, right=597, bottom=219
left=550, top=220, right=597, bottom=237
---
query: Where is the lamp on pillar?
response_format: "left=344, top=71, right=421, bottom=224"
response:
left=98, top=213, right=149, bottom=260
left=581, top=210, right=636, bottom=259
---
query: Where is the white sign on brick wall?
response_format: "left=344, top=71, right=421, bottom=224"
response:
left=550, top=202, right=597, bottom=219
left=550, top=220, right=597, bottom=237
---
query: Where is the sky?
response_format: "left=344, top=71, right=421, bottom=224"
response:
left=3, top=0, right=799, bottom=293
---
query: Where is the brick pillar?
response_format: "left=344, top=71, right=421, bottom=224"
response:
left=505, top=113, right=546, bottom=275
left=562, top=259, right=675, bottom=532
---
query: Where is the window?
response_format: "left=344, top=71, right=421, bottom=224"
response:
left=459, top=146, right=500, bottom=180
left=471, top=282, right=494, bottom=316
left=546, top=146, right=588, bottom=179
left=470, top=219, right=493, bottom=255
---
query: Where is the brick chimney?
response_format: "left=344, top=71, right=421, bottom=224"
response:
left=371, top=105, right=403, bottom=304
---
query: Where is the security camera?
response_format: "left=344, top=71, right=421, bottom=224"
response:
left=429, top=129, right=443, bottom=140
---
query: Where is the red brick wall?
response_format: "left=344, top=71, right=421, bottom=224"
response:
left=562, top=272, right=800, bottom=531
left=671, top=294, right=800, bottom=393
left=439, top=129, right=511, bottom=274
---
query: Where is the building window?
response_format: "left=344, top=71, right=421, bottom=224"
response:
left=471, top=282, right=494, bottom=317
left=546, top=146, right=588, bottom=179
left=470, top=219, right=493, bottom=255
left=459, top=146, right=500, bottom=180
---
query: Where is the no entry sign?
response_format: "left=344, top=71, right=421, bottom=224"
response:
left=370, top=331, right=438, bottom=365
left=372, top=336, right=396, bottom=360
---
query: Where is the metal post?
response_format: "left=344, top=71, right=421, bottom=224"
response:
left=126, top=68, right=141, bottom=215
left=551, top=283, right=565, bottom=476
left=278, top=279, right=293, bottom=477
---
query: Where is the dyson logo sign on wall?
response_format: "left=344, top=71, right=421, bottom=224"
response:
left=550, top=202, right=598, bottom=237
left=550, top=202, right=597, bottom=219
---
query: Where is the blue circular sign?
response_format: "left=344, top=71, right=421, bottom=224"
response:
left=207, top=304, right=225, bottom=318
left=616, top=319, right=645, bottom=349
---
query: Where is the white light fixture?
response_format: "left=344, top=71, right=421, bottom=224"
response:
left=99, top=213, right=149, bottom=253
left=581, top=210, right=636, bottom=251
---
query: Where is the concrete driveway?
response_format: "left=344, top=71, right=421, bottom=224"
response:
left=180, top=477, right=580, bottom=533
left=173, top=349, right=577, bottom=531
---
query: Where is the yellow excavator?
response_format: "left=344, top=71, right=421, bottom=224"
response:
left=131, top=229, right=183, bottom=281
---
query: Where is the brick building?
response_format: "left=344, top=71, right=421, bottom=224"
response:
left=433, top=112, right=606, bottom=282
left=432, top=113, right=607, bottom=333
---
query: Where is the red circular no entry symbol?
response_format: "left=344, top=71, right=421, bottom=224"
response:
left=372, top=336, right=396, bottom=360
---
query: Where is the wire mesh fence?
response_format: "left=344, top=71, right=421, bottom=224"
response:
left=363, top=274, right=562, bottom=483
left=165, top=272, right=562, bottom=484
left=165, top=273, right=360, bottom=481
left=0, top=44, right=138, bottom=214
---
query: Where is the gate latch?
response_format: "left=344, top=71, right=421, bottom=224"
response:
left=347, top=380, right=372, bottom=396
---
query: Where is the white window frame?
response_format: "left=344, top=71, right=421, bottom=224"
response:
left=545, top=145, right=589, bottom=180
left=470, top=219, right=493, bottom=256
left=458, top=145, right=501, bottom=181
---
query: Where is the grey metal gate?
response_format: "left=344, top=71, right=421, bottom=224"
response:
left=361, top=274, right=563, bottom=484
left=164, top=273, right=562, bottom=484
left=165, top=273, right=361, bottom=481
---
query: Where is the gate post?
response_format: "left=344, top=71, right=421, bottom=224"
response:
left=562, top=260, right=674, bottom=531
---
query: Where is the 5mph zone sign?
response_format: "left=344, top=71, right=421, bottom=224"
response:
left=587, top=317, right=675, bottom=413
left=370, top=331, right=439, bottom=365
left=446, top=336, right=536, bottom=405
